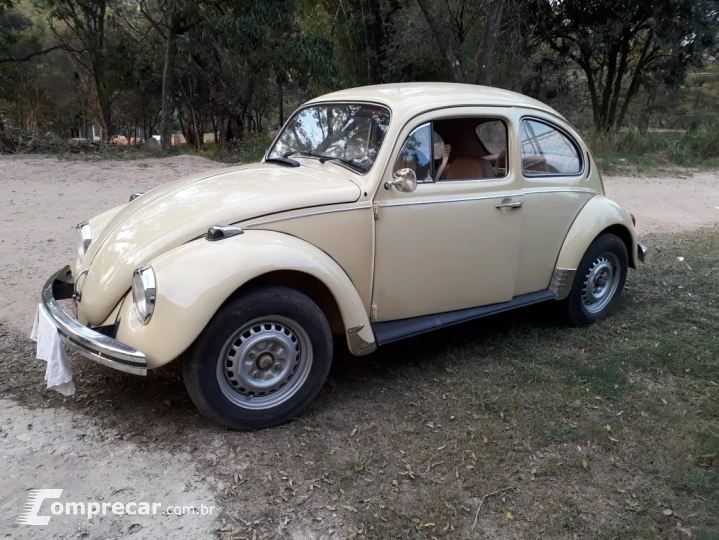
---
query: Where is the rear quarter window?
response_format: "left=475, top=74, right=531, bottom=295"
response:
left=520, top=119, right=582, bottom=175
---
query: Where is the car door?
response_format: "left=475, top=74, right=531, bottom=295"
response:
left=371, top=110, right=524, bottom=322
left=512, top=115, right=597, bottom=296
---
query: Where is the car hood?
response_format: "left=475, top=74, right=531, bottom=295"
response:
left=77, top=161, right=361, bottom=325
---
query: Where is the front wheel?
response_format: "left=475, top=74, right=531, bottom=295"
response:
left=183, top=286, right=333, bottom=430
left=560, top=233, right=628, bottom=326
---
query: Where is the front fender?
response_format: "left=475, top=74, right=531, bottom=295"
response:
left=555, top=195, right=639, bottom=271
left=115, top=230, right=375, bottom=368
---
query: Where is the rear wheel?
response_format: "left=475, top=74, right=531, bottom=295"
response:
left=560, top=233, right=628, bottom=326
left=183, top=286, right=333, bottom=430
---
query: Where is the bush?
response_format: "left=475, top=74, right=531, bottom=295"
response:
left=192, top=133, right=271, bottom=164
left=585, top=120, right=719, bottom=173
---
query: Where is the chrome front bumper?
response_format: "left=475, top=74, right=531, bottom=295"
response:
left=41, top=266, right=148, bottom=375
left=638, top=243, right=648, bottom=263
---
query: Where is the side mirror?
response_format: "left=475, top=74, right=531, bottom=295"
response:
left=385, top=168, right=417, bottom=193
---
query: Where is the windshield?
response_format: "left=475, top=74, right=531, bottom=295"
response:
left=267, top=103, right=391, bottom=172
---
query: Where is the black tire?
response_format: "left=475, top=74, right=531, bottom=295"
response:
left=560, top=233, right=628, bottom=326
left=183, top=286, right=333, bottom=430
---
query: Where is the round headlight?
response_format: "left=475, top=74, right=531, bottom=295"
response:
left=132, top=266, right=156, bottom=324
left=75, top=222, right=92, bottom=260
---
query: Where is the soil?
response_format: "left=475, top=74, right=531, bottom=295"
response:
left=0, top=155, right=717, bottom=539
left=604, top=170, right=719, bottom=234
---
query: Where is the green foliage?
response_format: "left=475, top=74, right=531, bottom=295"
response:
left=192, top=133, right=270, bottom=163
left=533, top=0, right=719, bottom=131
left=0, top=1, right=41, bottom=57
left=2, top=0, right=718, bottom=156
left=585, top=120, right=719, bottom=173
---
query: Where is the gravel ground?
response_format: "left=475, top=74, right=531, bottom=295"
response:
left=0, top=155, right=717, bottom=539
left=0, top=155, right=224, bottom=540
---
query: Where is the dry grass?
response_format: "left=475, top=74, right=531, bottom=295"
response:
left=586, top=126, right=719, bottom=174
left=2, top=228, right=717, bottom=539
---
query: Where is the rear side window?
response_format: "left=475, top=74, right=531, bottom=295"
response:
left=520, top=119, right=581, bottom=175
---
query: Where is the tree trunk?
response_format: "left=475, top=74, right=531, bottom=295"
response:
left=160, top=14, right=179, bottom=152
left=582, top=63, right=602, bottom=130
left=475, top=0, right=505, bottom=86
left=218, top=116, right=230, bottom=152
left=89, top=2, right=112, bottom=140
left=416, top=0, right=465, bottom=82
left=210, top=115, right=218, bottom=144
left=638, top=85, right=657, bottom=133
left=615, top=38, right=656, bottom=131
left=278, top=81, right=284, bottom=127
left=99, top=100, right=112, bottom=141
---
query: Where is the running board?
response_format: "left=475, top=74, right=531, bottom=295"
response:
left=371, top=290, right=556, bottom=345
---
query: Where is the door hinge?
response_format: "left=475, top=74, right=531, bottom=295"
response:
left=370, top=304, right=378, bottom=320
left=373, top=203, right=380, bottom=220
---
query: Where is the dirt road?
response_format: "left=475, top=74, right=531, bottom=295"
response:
left=0, top=155, right=224, bottom=539
left=605, top=170, right=719, bottom=234
left=0, top=155, right=717, bottom=539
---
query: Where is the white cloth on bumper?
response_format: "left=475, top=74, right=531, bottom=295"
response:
left=31, top=303, right=76, bottom=396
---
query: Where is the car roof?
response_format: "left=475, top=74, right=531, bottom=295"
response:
left=307, top=82, right=566, bottom=121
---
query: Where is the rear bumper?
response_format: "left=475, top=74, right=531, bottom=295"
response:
left=41, top=266, right=148, bottom=375
left=638, top=243, right=648, bottom=263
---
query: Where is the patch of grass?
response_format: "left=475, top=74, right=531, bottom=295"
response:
left=510, top=361, right=552, bottom=384
left=572, top=360, right=632, bottom=399
left=533, top=418, right=588, bottom=443
left=669, top=428, right=719, bottom=535
left=586, top=122, right=719, bottom=174
left=5, top=228, right=719, bottom=539
left=304, top=227, right=719, bottom=538
left=190, top=133, right=272, bottom=164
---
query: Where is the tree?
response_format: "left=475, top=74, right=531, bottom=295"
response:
left=533, top=0, right=719, bottom=131
left=0, top=1, right=67, bottom=64
left=415, top=0, right=507, bottom=85
left=184, top=0, right=335, bottom=151
left=317, top=0, right=402, bottom=86
left=138, top=0, right=234, bottom=151
left=43, top=0, right=129, bottom=139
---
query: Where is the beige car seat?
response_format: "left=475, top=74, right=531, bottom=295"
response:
left=442, top=157, right=493, bottom=180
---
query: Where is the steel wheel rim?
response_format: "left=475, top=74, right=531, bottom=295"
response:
left=216, top=316, right=313, bottom=410
left=581, top=252, right=621, bottom=314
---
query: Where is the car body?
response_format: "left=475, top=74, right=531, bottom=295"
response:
left=41, top=83, right=646, bottom=429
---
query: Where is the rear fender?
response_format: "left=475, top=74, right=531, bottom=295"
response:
left=550, top=196, right=638, bottom=299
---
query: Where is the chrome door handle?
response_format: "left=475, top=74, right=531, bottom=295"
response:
left=495, top=200, right=523, bottom=209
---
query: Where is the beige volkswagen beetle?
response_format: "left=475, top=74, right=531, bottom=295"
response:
left=42, top=83, right=646, bottom=429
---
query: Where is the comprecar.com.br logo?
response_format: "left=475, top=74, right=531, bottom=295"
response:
left=18, top=489, right=217, bottom=525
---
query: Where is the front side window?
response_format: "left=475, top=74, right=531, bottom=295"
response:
left=475, top=120, right=507, bottom=155
left=268, top=103, right=391, bottom=172
left=520, top=119, right=581, bottom=175
left=393, top=123, right=433, bottom=182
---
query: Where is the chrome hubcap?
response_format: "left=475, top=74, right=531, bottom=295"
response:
left=581, top=253, right=620, bottom=314
left=216, top=316, right=312, bottom=410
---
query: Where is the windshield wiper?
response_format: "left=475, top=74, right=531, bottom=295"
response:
left=319, top=156, right=368, bottom=173
left=284, top=151, right=324, bottom=160
left=265, top=156, right=300, bottom=167
left=284, top=151, right=367, bottom=173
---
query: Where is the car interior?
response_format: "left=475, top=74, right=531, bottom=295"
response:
left=434, top=118, right=506, bottom=180
left=393, top=116, right=581, bottom=181
left=393, top=117, right=510, bottom=182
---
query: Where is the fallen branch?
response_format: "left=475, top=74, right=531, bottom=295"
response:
left=470, top=486, right=516, bottom=532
